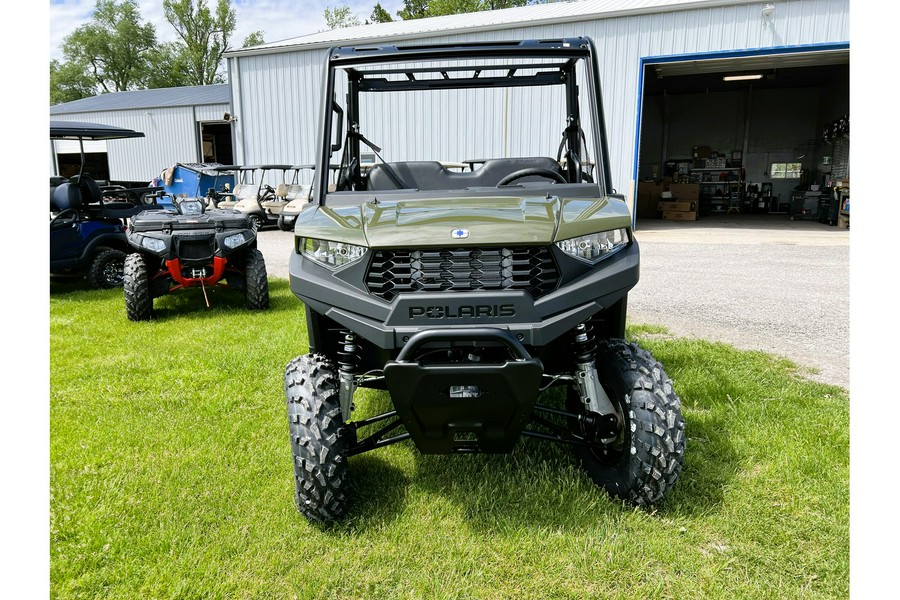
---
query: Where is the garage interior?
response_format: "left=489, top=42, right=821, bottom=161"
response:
left=635, top=48, right=849, bottom=228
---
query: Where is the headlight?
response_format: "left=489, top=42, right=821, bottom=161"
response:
left=300, top=238, right=367, bottom=269
left=555, top=228, right=629, bottom=263
left=223, top=232, right=246, bottom=249
left=141, top=236, right=166, bottom=253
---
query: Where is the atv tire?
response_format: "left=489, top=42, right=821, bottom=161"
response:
left=243, top=248, right=270, bottom=310
left=285, top=354, right=349, bottom=525
left=123, top=253, right=153, bottom=321
left=88, top=248, right=127, bottom=289
left=568, top=339, right=685, bottom=507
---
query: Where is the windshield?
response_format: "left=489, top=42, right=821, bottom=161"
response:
left=317, top=42, right=608, bottom=202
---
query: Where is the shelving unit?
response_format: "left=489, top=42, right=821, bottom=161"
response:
left=690, top=167, right=743, bottom=214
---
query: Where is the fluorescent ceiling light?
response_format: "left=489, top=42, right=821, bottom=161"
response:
left=723, top=74, right=764, bottom=81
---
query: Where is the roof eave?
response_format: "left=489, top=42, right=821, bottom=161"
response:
left=225, top=0, right=754, bottom=59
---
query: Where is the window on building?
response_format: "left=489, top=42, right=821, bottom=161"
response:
left=770, top=162, right=802, bottom=179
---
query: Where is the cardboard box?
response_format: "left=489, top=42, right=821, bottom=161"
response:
left=666, top=183, right=700, bottom=203
left=658, top=201, right=696, bottom=212
left=636, top=181, right=663, bottom=218
left=662, top=210, right=698, bottom=221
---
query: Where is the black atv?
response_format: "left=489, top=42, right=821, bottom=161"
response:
left=284, top=38, right=685, bottom=524
left=123, top=195, right=269, bottom=321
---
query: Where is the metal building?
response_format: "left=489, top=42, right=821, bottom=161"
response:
left=225, top=0, right=850, bottom=216
left=49, top=85, right=232, bottom=185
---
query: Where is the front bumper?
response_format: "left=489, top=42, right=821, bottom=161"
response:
left=289, top=241, right=639, bottom=350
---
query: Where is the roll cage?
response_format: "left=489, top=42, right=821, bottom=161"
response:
left=314, top=38, right=613, bottom=204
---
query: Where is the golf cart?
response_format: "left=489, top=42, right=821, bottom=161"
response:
left=50, top=120, right=161, bottom=288
left=276, top=165, right=318, bottom=231
left=260, top=164, right=311, bottom=224
left=229, top=164, right=294, bottom=231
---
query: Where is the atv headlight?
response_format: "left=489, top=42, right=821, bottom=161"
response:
left=556, top=228, right=629, bottom=263
left=223, top=232, right=246, bottom=250
left=300, top=238, right=367, bottom=269
left=141, top=236, right=166, bottom=253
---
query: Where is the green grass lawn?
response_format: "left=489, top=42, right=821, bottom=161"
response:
left=50, top=278, right=849, bottom=599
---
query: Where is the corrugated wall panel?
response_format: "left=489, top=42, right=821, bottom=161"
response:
left=50, top=104, right=228, bottom=181
left=231, top=0, right=848, bottom=200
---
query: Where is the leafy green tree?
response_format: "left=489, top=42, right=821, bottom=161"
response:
left=370, top=3, right=394, bottom=22
left=50, top=59, right=96, bottom=105
left=162, top=0, right=237, bottom=86
left=143, top=43, right=194, bottom=89
left=397, top=0, right=428, bottom=20
left=242, top=31, right=266, bottom=48
left=58, top=0, right=157, bottom=94
left=396, top=0, right=540, bottom=20
left=324, top=5, right=362, bottom=29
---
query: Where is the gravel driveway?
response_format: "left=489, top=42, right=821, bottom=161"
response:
left=256, top=215, right=849, bottom=390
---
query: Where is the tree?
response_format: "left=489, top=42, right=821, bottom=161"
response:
left=50, top=60, right=96, bottom=105
left=324, top=5, right=362, bottom=29
left=242, top=31, right=266, bottom=48
left=58, top=0, right=157, bottom=94
left=163, top=0, right=237, bottom=86
left=395, top=0, right=537, bottom=20
left=397, top=0, right=428, bottom=20
left=370, top=3, right=394, bottom=22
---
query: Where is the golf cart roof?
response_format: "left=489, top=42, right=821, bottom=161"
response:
left=49, top=120, right=146, bottom=140
left=259, top=164, right=294, bottom=170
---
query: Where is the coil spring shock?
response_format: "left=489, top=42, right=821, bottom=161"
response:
left=571, top=322, right=597, bottom=363
left=337, top=331, right=359, bottom=420
left=337, top=331, right=360, bottom=377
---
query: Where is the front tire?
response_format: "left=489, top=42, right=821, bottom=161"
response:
left=568, top=339, right=685, bottom=507
left=243, top=248, right=269, bottom=310
left=123, top=253, right=153, bottom=321
left=248, top=214, right=264, bottom=231
left=88, top=248, right=127, bottom=289
left=285, top=354, right=349, bottom=525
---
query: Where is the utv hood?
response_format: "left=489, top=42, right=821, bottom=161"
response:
left=296, top=194, right=632, bottom=248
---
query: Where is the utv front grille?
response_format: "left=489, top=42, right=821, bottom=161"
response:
left=177, top=237, right=215, bottom=261
left=366, top=247, right=559, bottom=301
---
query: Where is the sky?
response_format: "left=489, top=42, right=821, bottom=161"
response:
left=48, top=0, right=407, bottom=61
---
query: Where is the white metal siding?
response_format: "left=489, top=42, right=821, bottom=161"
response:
left=49, top=104, right=229, bottom=181
left=230, top=0, right=849, bottom=199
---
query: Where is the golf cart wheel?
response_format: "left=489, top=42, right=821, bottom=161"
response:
left=88, top=248, right=127, bottom=289
left=277, top=215, right=290, bottom=231
left=248, top=214, right=264, bottom=231
left=123, top=253, right=153, bottom=321
left=285, top=354, right=349, bottom=525
left=243, top=248, right=269, bottom=310
left=567, top=339, right=685, bottom=507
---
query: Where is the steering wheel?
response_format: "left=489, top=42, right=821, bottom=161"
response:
left=497, top=168, right=568, bottom=186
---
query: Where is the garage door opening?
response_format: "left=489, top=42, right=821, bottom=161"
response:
left=634, top=47, right=849, bottom=227
left=199, top=121, right=234, bottom=164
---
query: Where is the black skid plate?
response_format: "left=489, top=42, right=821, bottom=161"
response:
left=383, top=328, right=544, bottom=454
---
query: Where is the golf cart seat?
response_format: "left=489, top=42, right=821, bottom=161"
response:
left=366, top=157, right=564, bottom=191
left=51, top=174, right=103, bottom=212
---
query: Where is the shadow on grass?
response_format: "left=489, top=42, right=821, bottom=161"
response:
left=95, top=279, right=297, bottom=322
left=332, top=357, right=740, bottom=533
left=337, top=454, right=411, bottom=531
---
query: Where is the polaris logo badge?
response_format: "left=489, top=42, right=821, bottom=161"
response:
left=409, top=304, right=516, bottom=319
left=451, top=228, right=469, bottom=239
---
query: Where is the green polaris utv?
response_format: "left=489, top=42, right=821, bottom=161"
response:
left=284, top=38, right=685, bottom=524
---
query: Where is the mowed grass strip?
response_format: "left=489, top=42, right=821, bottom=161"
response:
left=50, top=278, right=849, bottom=599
